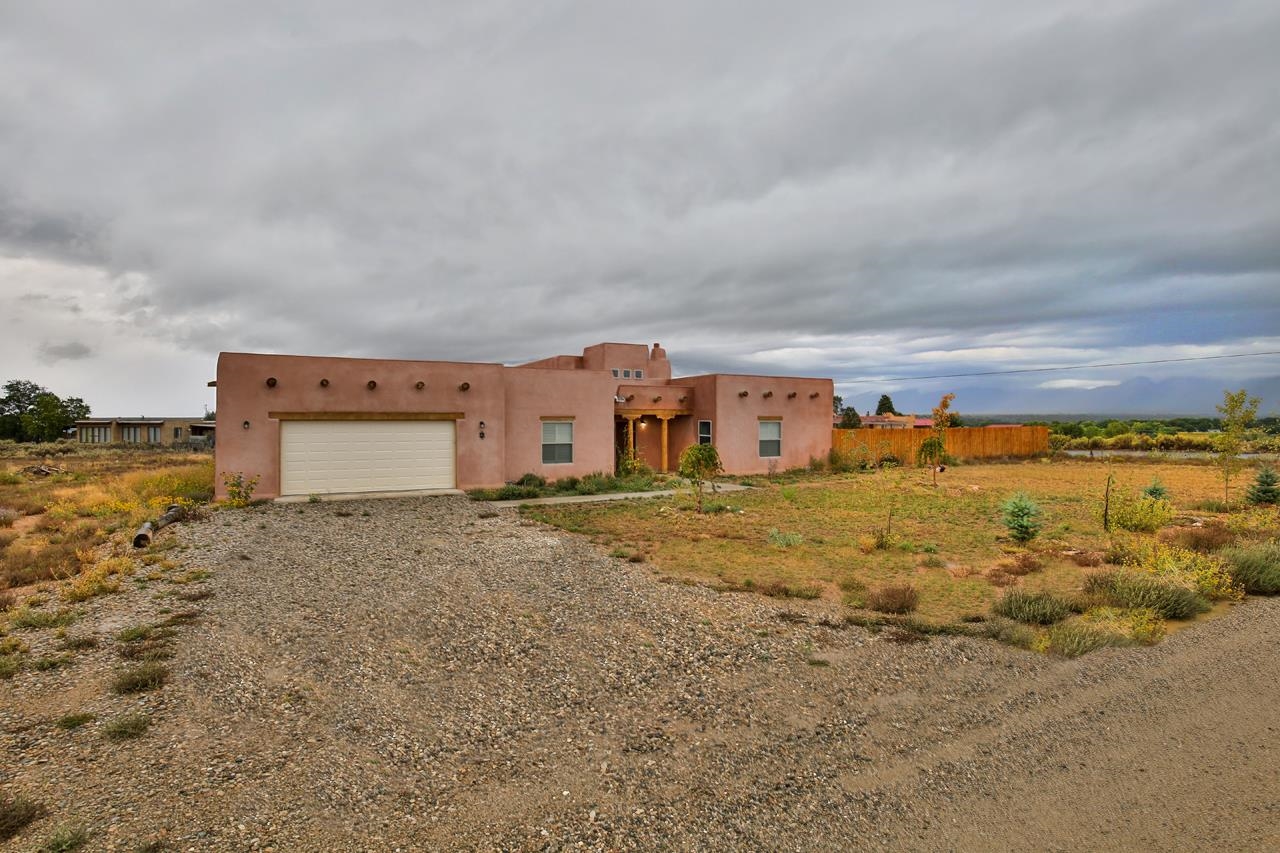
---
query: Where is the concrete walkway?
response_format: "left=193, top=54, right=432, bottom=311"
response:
left=487, top=481, right=750, bottom=508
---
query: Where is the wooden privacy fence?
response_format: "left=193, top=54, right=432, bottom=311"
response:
left=831, top=426, right=1050, bottom=465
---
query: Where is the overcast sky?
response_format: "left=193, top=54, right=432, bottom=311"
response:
left=2, top=0, right=1278, bottom=416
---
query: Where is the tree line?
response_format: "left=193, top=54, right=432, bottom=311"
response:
left=0, top=380, right=91, bottom=443
left=1026, top=416, right=1280, bottom=437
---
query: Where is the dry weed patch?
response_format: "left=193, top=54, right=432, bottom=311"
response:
left=526, top=461, right=1276, bottom=651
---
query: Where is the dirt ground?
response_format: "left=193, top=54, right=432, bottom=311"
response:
left=2, top=495, right=1277, bottom=851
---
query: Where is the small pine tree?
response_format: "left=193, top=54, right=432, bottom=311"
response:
left=1001, top=493, right=1042, bottom=543
left=875, top=394, right=899, bottom=416
left=1143, top=478, right=1170, bottom=501
left=1246, top=465, right=1279, bottom=505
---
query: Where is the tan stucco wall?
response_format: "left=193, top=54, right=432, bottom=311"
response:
left=215, top=352, right=506, bottom=499
left=707, top=375, right=833, bottom=474
left=502, top=368, right=618, bottom=482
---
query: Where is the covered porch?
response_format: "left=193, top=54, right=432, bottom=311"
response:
left=614, top=383, right=694, bottom=474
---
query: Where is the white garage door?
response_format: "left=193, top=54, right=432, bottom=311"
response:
left=279, top=420, right=456, bottom=495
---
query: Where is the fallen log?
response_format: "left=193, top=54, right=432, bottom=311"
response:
left=20, top=464, right=65, bottom=477
left=132, top=503, right=185, bottom=548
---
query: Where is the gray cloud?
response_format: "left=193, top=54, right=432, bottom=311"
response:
left=37, top=341, right=93, bottom=364
left=0, top=0, right=1278, bottom=414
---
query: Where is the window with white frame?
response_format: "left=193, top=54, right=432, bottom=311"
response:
left=80, top=426, right=110, bottom=443
left=121, top=425, right=141, bottom=443
left=698, top=420, right=713, bottom=445
left=758, top=420, right=781, bottom=457
left=173, top=426, right=183, bottom=440
left=147, top=425, right=161, bottom=443
left=634, top=369, right=643, bottom=379
left=622, top=369, right=632, bottom=378
left=611, top=368, right=620, bottom=378
left=541, top=421, right=574, bottom=464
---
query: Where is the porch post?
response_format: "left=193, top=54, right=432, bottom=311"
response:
left=659, top=415, right=671, bottom=472
left=626, top=416, right=636, bottom=454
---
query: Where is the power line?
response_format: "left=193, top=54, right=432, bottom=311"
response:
left=840, top=350, right=1280, bottom=384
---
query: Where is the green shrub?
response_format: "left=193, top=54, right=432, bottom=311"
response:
left=515, top=473, right=546, bottom=488
left=1245, top=465, right=1279, bottom=505
left=1045, top=622, right=1129, bottom=657
left=838, top=576, right=867, bottom=608
left=553, top=475, right=580, bottom=492
left=55, top=712, right=95, bottom=730
left=758, top=580, right=823, bottom=600
left=981, top=617, right=1039, bottom=649
left=220, top=471, right=259, bottom=508
left=1000, top=493, right=1042, bottom=543
left=827, top=446, right=865, bottom=473
left=8, top=607, right=78, bottom=631
left=1108, top=494, right=1175, bottom=533
left=1191, top=498, right=1231, bottom=513
left=1124, top=541, right=1241, bottom=601
left=40, top=824, right=89, bottom=852
left=1142, top=479, right=1170, bottom=501
left=1221, top=541, right=1280, bottom=594
left=992, top=590, right=1071, bottom=625
left=866, top=583, right=919, bottom=614
left=0, top=654, right=22, bottom=679
left=766, top=528, right=803, bottom=548
left=1091, top=570, right=1210, bottom=620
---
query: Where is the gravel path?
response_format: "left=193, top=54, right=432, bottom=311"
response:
left=3, top=495, right=1277, bottom=851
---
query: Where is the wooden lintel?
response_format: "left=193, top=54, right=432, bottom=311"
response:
left=615, top=409, right=691, bottom=418
left=268, top=411, right=464, bottom=421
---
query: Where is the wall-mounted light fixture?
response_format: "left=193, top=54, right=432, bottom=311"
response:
left=739, top=390, right=749, bottom=398
left=809, top=392, right=820, bottom=398
left=787, top=391, right=797, bottom=399
left=319, top=378, right=330, bottom=387
left=367, top=380, right=377, bottom=390
left=265, top=377, right=277, bottom=388
left=763, top=390, right=773, bottom=398
left=478, top=420, right=486, bottom=440
left=415, top=381, right=425, bottom=390
left=458, top=382, right=471, bottom=392
left=242, top=420, right=250, bottom=430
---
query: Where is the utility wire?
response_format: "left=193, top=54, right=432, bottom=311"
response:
left=840, top=350, right=1280, bottom=384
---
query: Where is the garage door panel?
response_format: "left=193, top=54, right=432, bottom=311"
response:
left=280, top=420, right=456, bottom=495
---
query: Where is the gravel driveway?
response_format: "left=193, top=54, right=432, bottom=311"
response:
left=4, top=495, right=1278, bottom=851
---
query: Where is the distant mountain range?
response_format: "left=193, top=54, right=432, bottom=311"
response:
left=854, top=374, right=1280, bottom=418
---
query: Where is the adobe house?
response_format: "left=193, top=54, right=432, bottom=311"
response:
left=213, top=342, right=832, bottom=499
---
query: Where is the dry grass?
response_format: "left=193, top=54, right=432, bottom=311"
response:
left=0, top=794, right=46, bottom=842
left=0, top=450, right=211, bottom=593
left=101, top=713, right=150, bottom=741
left=110, top=662, right=169, bottom=694
left=867, top=584, right=920, bottom=614
left=526, top=460, right=1276, bottom=626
